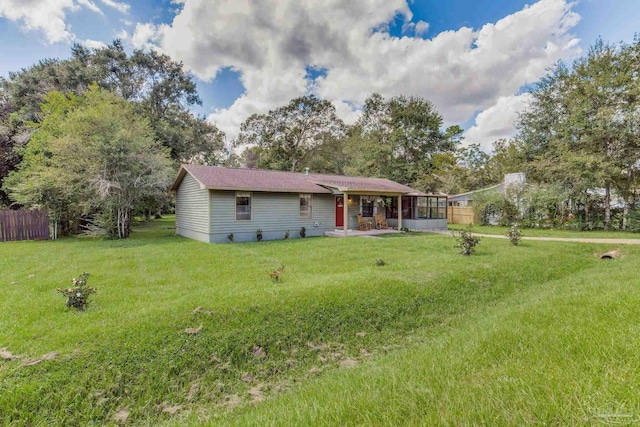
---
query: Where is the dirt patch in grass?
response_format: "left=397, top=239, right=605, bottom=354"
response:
left=113, top=408, right=130, bottom=423
left=22, top=352, right=58, bottom=366
left=0, top=348, right=21, bottom=360
left=184, top=324, right=203, bottom=335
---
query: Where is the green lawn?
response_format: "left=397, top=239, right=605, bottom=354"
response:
left=449, top=223, right=640, bottom=239
left=1, top=217, right=639, bottom=425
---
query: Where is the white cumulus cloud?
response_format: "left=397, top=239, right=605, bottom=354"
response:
left=82, top=38, right=107, bottom=49
left=97, top=0, right=129, bottom=14
left=131, top=22, right=163, bottom=50
left=463, top=93, right=533, bottom=151
left=0, top=0, right=129, bottom=44
left=403, top=20, right=429, bottom=37
left=76, top=0, right=103, bottom=15
left=127, top=0, right=582, bottom=143
left=0, top=0, right=77, bottom=43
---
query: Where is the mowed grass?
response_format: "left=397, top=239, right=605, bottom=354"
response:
left=0, top=217, right=638, bottom=425
left=449, top=222, right=640, bottom=239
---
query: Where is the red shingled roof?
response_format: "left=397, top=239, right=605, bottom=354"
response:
left=170, top=165, right=422, bottom=194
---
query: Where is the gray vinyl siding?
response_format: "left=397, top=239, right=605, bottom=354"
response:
left=209, top=191, right=335, bottom=243
left=175, top=173, right=209, bottom=242
left=176, top=227, right=210, bottom=243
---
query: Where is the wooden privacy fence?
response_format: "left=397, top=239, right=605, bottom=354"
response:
left=0, top=210, right=50, bottom=242
left=447, top=206, right=475, bottom=225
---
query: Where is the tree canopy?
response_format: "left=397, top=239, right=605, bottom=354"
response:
left=0, top=40, right=226, bottom=207
left=516, top=37, right=640, bottom=229
left=234, top=95, right=346, bottom=172
left=345, top=93, right=462, bottom=191
left=4, top=86, right=174, bottom=238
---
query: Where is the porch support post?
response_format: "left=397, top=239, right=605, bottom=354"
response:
left=343, top=192, right=349, bottom=237
left=398, top=194, right=402, bottom=230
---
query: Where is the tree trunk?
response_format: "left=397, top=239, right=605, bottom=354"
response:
left=584, top=194, right=590, bottom=226
left=604, top=182, right=611, bottom=230
left=117, top=207, right=131, bottom=239
left=124, top=208, right=130, bottom=238
left=622, top=170, right=632, bottom=230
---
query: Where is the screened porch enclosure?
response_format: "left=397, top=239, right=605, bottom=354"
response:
left=385, top=196, right=448, bottom=221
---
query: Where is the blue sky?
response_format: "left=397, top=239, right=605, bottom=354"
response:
left=1, top=0, right=638, bottom=149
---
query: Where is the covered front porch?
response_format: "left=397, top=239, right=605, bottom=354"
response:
left=328, top=191, right=448, bottom=237
left=306, top=175, right=447, bottom=237
left=332, top=192, right=404, bottom=238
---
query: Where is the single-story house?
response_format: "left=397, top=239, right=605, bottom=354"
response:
left=170, top=165, right=448, bottom=243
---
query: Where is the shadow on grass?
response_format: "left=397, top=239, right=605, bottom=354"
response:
left=377, top=232, right=425, bottom=238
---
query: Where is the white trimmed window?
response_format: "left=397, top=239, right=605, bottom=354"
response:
left=236, top=192, right=252, bottom=220
left=299, top=194, right=312, bottom=219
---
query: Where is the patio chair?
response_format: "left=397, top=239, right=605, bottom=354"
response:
left=357, top=214, right=372, bottom=231
left=375, top=212, right=388, bottom=229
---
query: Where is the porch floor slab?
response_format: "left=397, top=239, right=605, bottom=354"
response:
left=324, top=229, right=402, bottom=238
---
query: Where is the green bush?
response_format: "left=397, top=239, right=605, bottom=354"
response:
left=628, top=209, right=640, bottom=233
left=506, top=224, right=522, bottom=245
left=300, top=227, right=306, bottom=238
left=226, top=233, right=234, bottom=243
left=57, top=272, right=96, bottom=311
left=453, top=229, right=481, bottom=256
left=472, top=190, right=517, bottom=226
left=283, top=230, right=290, bottom=240
left=256, top=229, right=263, bottom=241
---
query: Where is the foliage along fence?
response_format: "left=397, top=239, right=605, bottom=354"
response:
left=0, top=210, right=50, bottom=242
left=447, top=206, right=475, bottom=225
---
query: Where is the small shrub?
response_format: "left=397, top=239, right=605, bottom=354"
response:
left=283, top=230, right=290, bottom=240
left=628, top=209, right=640, bottom=233
left=453, top=229, right=481, bottom=256
left=57, top=272, right=96, bottom=311
left=256, top=229, right=263, bottom=242
left=300, top=227, right=306, bottom=238
left=401, top=227, right=410, bottom=232
left=227, top=233, right=234, bottom=243
left=506, top=224, right=522, bottom=246
left=269, top=265, right=285, bottom=282
left=375, top=259, right=386, bottom=266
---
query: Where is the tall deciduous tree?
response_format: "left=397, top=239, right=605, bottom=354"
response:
left=0, top=41, right=226, bottom=184
left=235, top=95, right=346, bottom=172
left=3, top=92, right=83, bottom=231
left=346, top=93, right=460, bottom=191
left=4, top=87, right=173, bottom=238
left=517, top=38, right=640, bottom=229
left=0, top=92, right=22, bottom=207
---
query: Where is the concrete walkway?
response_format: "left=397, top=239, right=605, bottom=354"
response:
left=454, top=231, right=640, bottom=245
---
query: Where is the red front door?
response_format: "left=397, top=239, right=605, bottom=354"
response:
left=335, top=196, right=344, bottom=227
